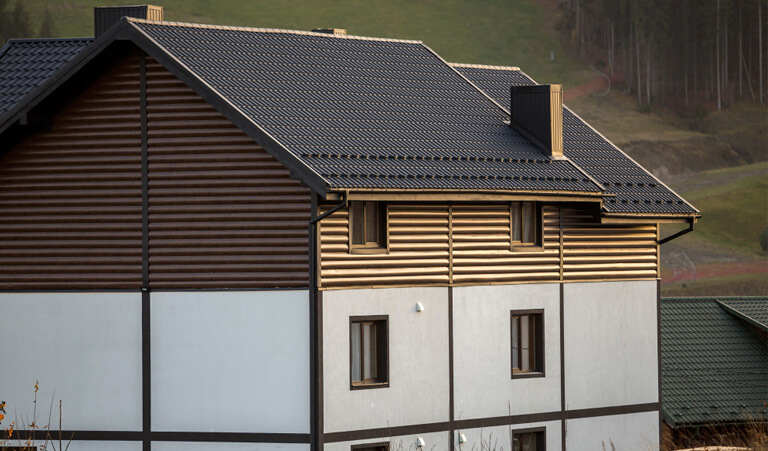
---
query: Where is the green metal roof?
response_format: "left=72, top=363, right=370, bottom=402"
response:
left=660, top=297, right=768, bottom=428
left=717, top=299, right=768, bottom=333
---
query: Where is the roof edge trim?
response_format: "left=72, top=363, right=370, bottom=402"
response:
left=716, top=300, right=768, bottom=333
left=125, top=17, right=423, bottom=44
left=125, top=20, right=332, bottom=196
left=450, top=62, right=521, bottom=71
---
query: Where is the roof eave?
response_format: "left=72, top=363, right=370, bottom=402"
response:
left=327, top=189, right=605, bottom=203
left=601, top=212, right=700, bottom=224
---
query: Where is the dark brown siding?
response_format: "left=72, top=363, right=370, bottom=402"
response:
left=145, top=58, right=311, bottom=288
left=0, top=54, right=143, bottom=289
left=319, top=202, right=658, bottom=289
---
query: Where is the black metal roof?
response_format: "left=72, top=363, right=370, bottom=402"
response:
left=0, top=21, right=699, bottom=217
left=451, top=63, right=698, bottom=216
left=661, top=297, right=768, bottom=428
left=0, top=38, right=93, bottom=115
left=452, top=64, right=697, bottom=214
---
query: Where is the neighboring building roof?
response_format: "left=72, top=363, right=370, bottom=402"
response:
left=0, top=38, right=93, bottom=115
left=451, top=63, right=698, bottom=216
left=717, top=299, right=768, bottom=332
left=660, top=297, right=768, bottom=428
left=0, top=19, right=698, bottom=219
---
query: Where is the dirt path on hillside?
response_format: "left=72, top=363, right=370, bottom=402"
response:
left=662, top=260, right=768, bottom=284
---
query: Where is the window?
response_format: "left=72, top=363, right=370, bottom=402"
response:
left=512, top=429, right=545, bottom=451
left=511, top=310, right=544, bottom=377
left=350, top=201, right=387, bottom=252
left=351, top=443, right=389, bottom=451
left=510, top=201, right=539, bottom=247
left=350, top=316, right=388, bottom=388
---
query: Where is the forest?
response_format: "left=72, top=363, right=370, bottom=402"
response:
left=557, top=0, right=767, bottom=110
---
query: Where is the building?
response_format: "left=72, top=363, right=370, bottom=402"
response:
left=0, top=6, right=699, bottom=451
left=660, top=297, right=768, bottom=449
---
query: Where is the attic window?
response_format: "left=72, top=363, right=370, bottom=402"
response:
left=510, top=202, right=540, bottom=248
left=350, top=201, right=387, bottom=253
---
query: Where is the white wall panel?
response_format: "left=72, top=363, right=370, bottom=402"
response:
left=456, top=421, right=560, bottom=451
left=563, top=281, right=658, bottom=410
left=324, top=431, right=448, bottom=451
left=151, top=290, right=309, bottom=433
left=322, top=287, right=450, bottom=433
left=153, top=442, right=309, bottom=451
left=0, top=292, right=142, bottom=431
left=566, top=411, right=659, bottom=450
left=452, top=284, right=561, bottom=419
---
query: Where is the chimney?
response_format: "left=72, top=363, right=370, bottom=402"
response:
left=509, top=84, right=563, bottom=159
left=94, top=5, right=164, bottom=37
left=311, top=28, right=347, bottom=36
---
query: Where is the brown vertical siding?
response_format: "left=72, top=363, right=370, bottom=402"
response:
left=319, top=202, right=658, bottom=289
left=0, top=54, right=143, bottom=289
left=144, top=58, right=311, bottom=288
left=561, top=207, right=658, bottom=281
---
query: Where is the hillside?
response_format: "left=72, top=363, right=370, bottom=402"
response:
left=5, top=0, right=767, bottom=295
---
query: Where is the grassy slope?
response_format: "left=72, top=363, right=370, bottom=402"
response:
left=19, top=0, right=593, bottom=88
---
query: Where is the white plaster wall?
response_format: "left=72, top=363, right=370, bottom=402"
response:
left=153, top=442, right=309, bottom=451
left=452, top=284, right=561, bottom=420
left=566, top=411, right=659, bottom=450
left=151, top=290, right=309, bottom=433
left=322, top=287, right=450, bottom=433
left=0, top=292, right=142, bottom=431
left=563, top=281, right=658, bottom=410
left=324, top=431, right=448, bottom=451
left=456, top=421, right=560, bottom=451
left=19, top=441, right=141, bottom=451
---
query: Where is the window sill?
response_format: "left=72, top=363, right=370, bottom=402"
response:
left=511, top=371, right=545, bottom=379
left=510, top=244, right=544, bottom=252
left=350, top=381, right=389, bottom=390
left=350, top=247, right=388, bottom=255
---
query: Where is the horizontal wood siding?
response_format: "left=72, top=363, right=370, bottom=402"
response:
left=319, top=203, right=450, bottom=287
left=0, top=54, right=143, bottom=289
left=452, top=204, right=560, bottom=284
left=145, top=58, right=311, bottom=288
left=319, top=203, right=658, bottom=289
left=561, top=207, right=658, bottom=281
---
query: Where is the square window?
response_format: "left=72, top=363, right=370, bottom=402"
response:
left=350, top=201, right=387, bottom=253
left=512, top=429, right=545, bottom=451
left=350, top=316, right=388, bottom=388
left=510, top=201, right=540, bottom=247
left=511, top=310, right=544, bottom=377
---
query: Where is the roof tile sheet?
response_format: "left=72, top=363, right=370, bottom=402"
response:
left=0, top=38, right=93, bottom=115
left=660, top=297, right=768, bottom=427
left=130, top=22, right=601, bottom=194
left=452, top=64, right=697, bottom=215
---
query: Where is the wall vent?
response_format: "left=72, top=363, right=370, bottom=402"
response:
left=95, top=5, right=164, bottom=37
left=509, top=84, right=563, bottom=159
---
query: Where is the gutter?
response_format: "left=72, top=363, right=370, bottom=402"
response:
left=658, top=219, right=695, bottom=245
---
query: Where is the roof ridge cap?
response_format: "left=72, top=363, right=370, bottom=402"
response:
left=125, top=17, right=423, bottom=44
left=450, top=62, right=521, bottom=71
left=4, top=37, right=94, bottom=43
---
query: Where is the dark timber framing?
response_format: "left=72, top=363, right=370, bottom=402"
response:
left=322, top=402, right=660, bottom=443
left=140, top=54, right=151, bottom=451
left=560, top=283, right=566, bottom=450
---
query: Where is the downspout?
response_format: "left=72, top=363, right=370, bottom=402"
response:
left=658, top=219, right=695, bottom=245
left=308, top=192, right=347, bottom=451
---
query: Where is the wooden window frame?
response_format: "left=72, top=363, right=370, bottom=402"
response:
left=350, top=443, right=389, bottom=451
left=349, top=315, right=389, bottom=390
left=510, top=309, right=545, bottom=378
left=349, top=201, right=388, bottom=254
left=511, top=427, right=546, bottom=451
left=510, top=201, right=542, bottom=251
